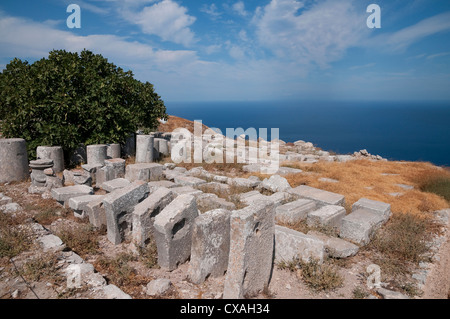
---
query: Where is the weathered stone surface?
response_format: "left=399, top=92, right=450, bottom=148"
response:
left=69, top=195, right=105, bottom=219
left=0, top=138, right=29, bottom=183
left=0, top=195, right=13, bottom=206
left=146, top=279, right=172, bottom=297
left=153, top=194, right=199, bottom=270
left=125, top=163, right=163, bottom=182
left=104, top=158, right=126, bottom=178
left=267, top=192, right=294, bottom=207
left=36, top=146, right=65, bottom=173
left=275, top=199, right=316, bottom=224
left=136, top=135, right=155, bottom=163
left=38, top=234, right=65, bottom=252
left=339, top=209, right=387, bottom=246
left=132, top=187, right=177, bottom=247
left=106, top=143, right=121, bottom=159
left=274, top=225, right=325, bottom=264
left=174, top=175, right=207, bottom=187
left=102, top=284, right=132, bottom=299
left=63, top=169, right=92, bottom=187
left=227, top=177, right=260, bottom=189
left=101, top=178, right=131, bottom=193
left=51, top=185, right=94, bottom=207
left=352, top=198, right=391, bottom=221
left=223, top=200, right=275, bottom=299
left=318, top=177, right=339, bottom=183
left=213, top=175, right=229, bottom=183
left=0, top=202, right=21, bottom=214
left=188, top=209, right=231, bottom=284
left=238, top=191, right=266, bottom=206
left=148, top=180, right=176, bottom=192
left=259, top=175, right=292, bottom=193
left=103, top=181, right=149, bottom=244
left=29, top=159, right=54, bottom=189
left=86, top=198, right=106, bottom=228
left=276, top=167, right=303, bottom=176
left=377, top=288, right=410, bottom=299
left=171, top=186, right=203, bottom=197
left=87, top=144, right=108, bottom=166
left=306, top=205, right=346, bottom=231
left=307, top=231, right=359, bottom=258
left=288, top=185, right=345, bottom=207
left=196, top=193, right=235, bottom=212
left=198, top=182, right=231, bottom=195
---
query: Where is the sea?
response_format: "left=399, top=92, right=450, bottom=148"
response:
left=165, top=100, right=450, bottom=167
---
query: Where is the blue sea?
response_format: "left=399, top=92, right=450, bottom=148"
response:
left=166, top=100, right=450, bottom=167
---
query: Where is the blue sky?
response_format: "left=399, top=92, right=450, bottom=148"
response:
left=1, top=0, right=450, bottom=102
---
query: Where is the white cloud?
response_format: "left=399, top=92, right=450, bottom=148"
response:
left=426, top=52, right=450, bottom=60
left=201, top=3, right=222, bottom=19
left=232, top=1, right=248, bottom=17
left=122, top=0, right=197, bottom=47
left=254, top=0, right=366, bottom=67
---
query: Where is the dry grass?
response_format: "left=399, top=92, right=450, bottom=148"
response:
left=0, top=213, right=32, bottom=259
left=282, top=160, right=450, bottom=215
left=57, top=223, right=104, bottom=258
left=20, top=253, right=64, bottom=285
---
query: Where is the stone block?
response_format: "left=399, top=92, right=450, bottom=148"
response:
left=306, top=205, right=346, bottom=232
left=274, top=225, right=325, bottom=264
left=228, top=177, right=260, bottom=189
left=86, top=198, right=106, bottom=228
left=223, top=200, right=275, bottom=299
left=307, top=231, right=359, bottom=258
left=259, top=175, right=292, bottom=193
left=104, top=158, right=126, bottom=179
left=288, top=185, right=345, bottom=207
left=276, top=167, right=303, bottom=176
left=36, top=146, right=65, bottom=173
left=196, top=193, right=236, bottom=212
left=51, top=185, right=94, bottom=207
left=153, top=194, right=199, bottom=270
left=38, top=234, right=65, bottom=252
left=132, top=187, right=177, bottom=247
left=146, top=279, right=172, bottom=297
left=87, top=144, right=108, bottom=166
left=136, top=135, right=154, bottom=163
left=148, top=180, right=176, bottom=192
left=174, top=175, right=207, bottom=187
left=198, top=182, right=231, bottom=195
left=275, top=199, right=316, bottom=224
left=339, top=209, right=387, bottom=246
left=188, top=209, right=231, bottom=284
left=238, top=191, right=266, bottom=206
left=125, top=163, right=163, bottom=182
left=106, top=143, right=121, bottom=159
left=171, top=186, right=203, bottom=197
left=103, top=181, right=149, bottom=244
left=352, top=198, right=391, bottom=221
left=101, top=178, right=131, bottom=193
left=69, top=195, right=105, bottom=219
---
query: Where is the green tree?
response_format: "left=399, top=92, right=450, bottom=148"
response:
left=0, top=49, right=167, bottom=160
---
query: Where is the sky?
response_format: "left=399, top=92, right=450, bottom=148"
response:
left=0, top=0, right=450, bottom=102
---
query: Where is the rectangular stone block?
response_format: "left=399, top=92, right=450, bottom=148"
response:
left=196, top=193, right=236, bottom=212
left=101, top=178, right=131, bottom=193
left=68, top=195, right=104, bottom=219
left=153, top=194, right=199, bottom=270
left=125, top=163, right=163, bottom=182
left=223, top=200, right=275, bottom=299
left=132, top=187, right=177, bottom=247
left=307, top=231, right=359, bottom=258
left=287, top=185, right=345, bottom=207
left=274, top=225, right=325, bottom=264
left=103, top=181, right=149, bottom=245
left=275, top=199, right=316, bottom=224
left=148, top=180, right=176, bottom=192
left=171, top=186, right=203, bottom=197
left=227, top=177, right=260, bottom=189
left=51, top=185, right=94, bottom=207
left=238, top=191, right=266, bottom=206
left=174, top=175, right=207, bottom=187
left=306, top=205, right=346, bottom=232
left=86, top=198, right=106, bottom=228
left=339, top=209, right=386, bottom=246
left=187, top=209, right=231, bottom=284
left=352, top=198, right=391, bottom=221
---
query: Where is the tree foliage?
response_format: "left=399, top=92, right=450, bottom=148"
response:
left=0, top=49, right=167, bottom=159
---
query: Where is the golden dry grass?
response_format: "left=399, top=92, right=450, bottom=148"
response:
left=280, top=159, right=449, bottom=215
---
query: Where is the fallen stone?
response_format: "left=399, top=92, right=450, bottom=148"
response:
left=153, top=194, right=199, bottom=270
left=146, top=279, right=172, bottom=297
left=223, top=200, right=275, bottom=299
left=0, top=202, right=21, bottom=214
left=69, top=195, right=105, bottom=219
left=51, top=185, right=94, bottom=207
left=198, top=182, right=231, bottom=195
left=101, top=178, right=131, bottom=193
left=307, top=231, right=359, bottom=258
left=85, top=198, right=106, bottom=228
left=227, top=177, right=260, bottom=189
left=87, top=144, right=108, bottom=166
left=171, top=186, right=203, bottom=197
left=306, top=205, right=346, bottom=232
left=351, top=198, right=391, bottom=221
left=377, top=288, right=410, bottom=299
left=267, top=192, right=294, bottom=207
left=196, top=193, right=236, bottom=212
left=188, top=209, right=231, bottom=284
left=274, top=225, right=325, bottom=264
left=174, top=175, right=207, bottom=187
left=277, top=167, right=303, bottom=176
left=0, top=195, right=13, bottom=206
left=238, top=191, right=266, bottom=206
left=104, top=158, right=126, bottom=178
left=132, top=187, right=177, bottom=247
left=103, top=181, right=149, bottom=244
left=213, top=175, right=229, bottom=183
left=396, top=183, right=414, bottom=190
left=259, top=175, right=291, bottom=193
left=275, top=199, right=316, bottom=224
left=38, top=234, right=65, bottom=252
left=0, top=138, right=30, bottom=183
left=288, top=185, right=345, bottom=207
left=148, top=180, right=176, bottom=192
left=102, top=284, right=132, bottom=299
left=339, top=209, right=387, bottom=246
left=125, top=163, right=163, bottom=182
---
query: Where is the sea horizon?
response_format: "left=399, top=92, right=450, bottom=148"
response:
left=165, top=100, right=450, bottom=167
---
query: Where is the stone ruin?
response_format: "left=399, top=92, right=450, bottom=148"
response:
left=0, top=134, right=396, bottom=299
